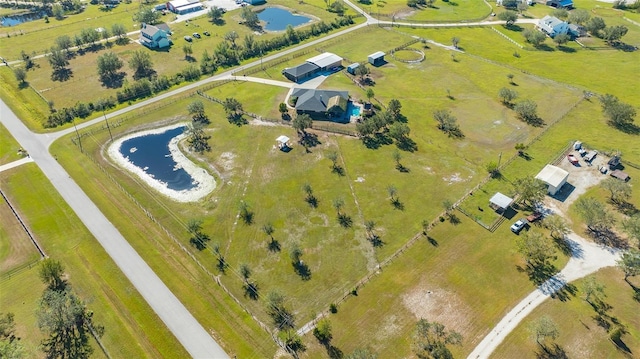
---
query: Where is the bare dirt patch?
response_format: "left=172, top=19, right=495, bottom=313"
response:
left=402, top=284, right=472, bottom=335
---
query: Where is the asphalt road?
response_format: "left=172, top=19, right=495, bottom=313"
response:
left=0, top=100, right=230, bottom=359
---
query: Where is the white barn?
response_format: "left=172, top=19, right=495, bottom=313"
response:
left=535, top=165, right=569, bottom=195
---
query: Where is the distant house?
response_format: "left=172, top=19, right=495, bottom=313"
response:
left=290, top=88, right=349, bottom=120
left=166, top=0, right=202, bottom=14
left=568, top=24, right=585, bottom=38
left=346, top=63, right=360, bottom=75
left=282, top=52, right=343, bottom=82
left=535, top=164, right=569, bottom=195
left=243, top=0, right=265, bottom=5
left=537, top=15, right=570, bottom=38
left=139, top=23, right=171, bottom=49
left=368, top=51, right=385, bottom=67
left=546, top=0, right=573, bottom=9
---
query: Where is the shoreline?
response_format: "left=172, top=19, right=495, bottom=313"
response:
left=107, top=123, right=216, bottom=203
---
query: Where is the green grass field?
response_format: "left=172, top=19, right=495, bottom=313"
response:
left=0, top=122, right=24, bottom=165
left=0, top=196, right=40, bottom=275
left=0, top=163, right=189, bottom=358
left=493, top=267, right=640, bottom=359
left=359, top=0, right=491, bottom=22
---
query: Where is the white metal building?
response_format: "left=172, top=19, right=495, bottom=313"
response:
left=535, top=165, right=569, bottom=195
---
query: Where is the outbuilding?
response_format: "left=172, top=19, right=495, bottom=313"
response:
left=489, top=192, right=513, bottom=211
left=368, top=51, right=385, bottom=66
left=346, top=63, right=360, bottom=75
left=306, top=52, right=343, bottom=71
left=166, top=0, right=202, bottom=14
left=610, top=170, right=630, bottom=182
left=535, top=164, right=569, bottom=195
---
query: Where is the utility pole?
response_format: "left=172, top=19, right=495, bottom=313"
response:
left=103, top=110, right=113, bottom=141
left=72, top=118, right=83, bottom=153
left=497, top=151, right=502, bottom=167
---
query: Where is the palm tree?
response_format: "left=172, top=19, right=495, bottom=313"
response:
left=365, top=88, right=375, bottom=103
left=240, top=263, right=251, bottom=282
left=262, top=223, right=275, bottom=239
left=333, top=198, right=344, bottom=215
left=387, top=185, right=397, bottom=201
left=289, top=243, right=303, bottom=264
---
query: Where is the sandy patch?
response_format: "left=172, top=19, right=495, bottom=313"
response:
left=219, top=152, right=236, bottom=172
left=355, top=176, right=365, bottom=183
left=443, top=172, right=472, bottom=185
left=107, top=123, right=216, bottom=203
left=402, top=286, right=472, bottom=334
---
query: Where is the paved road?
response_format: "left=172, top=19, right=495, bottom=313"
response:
left=0, top=100, right=230, bottom=359
left=0, top=156, right=34, bottom=172
left=467, top=232, right=620, bottom=359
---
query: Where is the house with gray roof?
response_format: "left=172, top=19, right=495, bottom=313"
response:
left=140, top=23, right=171, bottom=49
left=291, top=88, right=349, bottom=120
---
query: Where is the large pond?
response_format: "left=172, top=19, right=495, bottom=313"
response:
left=258, top=7, right=311, bottom=31
left=108, top=124, right=216, bottom=202
left=1, top=12, right=43, bottom=27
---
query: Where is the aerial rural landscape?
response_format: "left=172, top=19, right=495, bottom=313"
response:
left=1, top=0, right=639, bottom=357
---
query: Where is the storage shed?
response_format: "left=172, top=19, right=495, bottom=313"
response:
left=347, top=63, right=360, bottom=75
left=368, top=51, right=385, bottom=66
left=306, top=52, right=343, bottom=70
left=610, top=170, right=630, bottom=182
left=535, top=165, right=569, bottom=195
left=489, top=192, right=513, bottom=211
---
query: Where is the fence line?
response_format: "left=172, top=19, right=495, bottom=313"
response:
left=491, top=27, right=524, bottom=48
left=0, top=187, right=46, bottom=258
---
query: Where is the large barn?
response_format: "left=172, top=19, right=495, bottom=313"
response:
left=166, top=0, right=202, bottom=14
left=282, top=52, right=343, bottom=83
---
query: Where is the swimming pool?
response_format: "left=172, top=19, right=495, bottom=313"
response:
left=348, top=103, right=361, bottom=117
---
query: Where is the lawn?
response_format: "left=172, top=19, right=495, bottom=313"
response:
left=0, top=122, right=24, bottom=165
left=358, top=0, right=492, bottom=22
left=0, top=194, right=41, bottom=275
left=493, top=267, right=640, bottom=359
left=0, top=163, right=189, bottom=359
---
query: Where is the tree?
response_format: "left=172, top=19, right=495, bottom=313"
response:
left=568, top=9, right=590, bottom=25
left=224, top=31, right=239, bottom=48
left=581, top=276, right=606, bottom=305
left=552, top=8, right=568, bottom=20
left=37, top=288, right=103, bottom=359
left=55, top=35, right=73, bottom=52
left=13, top=68, right=27, bottom=85
left=498, top=87, right=518, bottom=105
left=238, top=201, right=253, bottom=225
left=602, top=25, right=628, bottom=44
left=412, top=319, right=462, bottom=359
left=515, top=142, right=527, bottom=155
left=241, top=6, right=259, bottom=28
left=599, top=94, right=636, bottom=129
left=39, top=258, right=66, bottom=290
left=514, top=99, right=539, bottom=124
left=80, top=28, right=100, bottom=46
left=388, top=99, right=402, bottom=120
left=286, top=25, right=299, bottom=44
left=451, top=37, right=460, bottom=49
left=514, top=176, right=546, bottom=207
left=111, top=23, right=127, bottom=41
left=47, top=46, right=69, bottom=70
left=575, top=197, right=616, bottom=231
left=128, top=49, right=154, bottom=79
left=292, top=113, right=312, bottom=135
left=239, top=263, right=252, bottom=282
left=332, top=197, right=345, bottom=215
left=586, top=17, right=606, bottom=37
left=433, top=109, right=462, bottom=138
left=223, top=97, right=243, bottom=124
left=553, top=33, right=571, bottom=46
left=100, top=27, right=111, bottom=42
left=0, top=312, right=24, bottom=359
left=186, top=218, right=210, bottom=250
left=507, top=73, right=515, bottom=85
left=600, top=177, right=632, bottom=204
left=208, top=6, right=225, bottom=24
left=498, top=10, right=518, bottom=26
left=365, top=88, right=375, bottom=103
left=389, top=122, right=410, bottom=142
left=52, top=3, right=65, bottom=20
left=516, top=231, right=556, bottom=265
left=529, top=315, right=559, bottom=346
left=96, top=51, right=123, bottom=84
left=183, top=44, right=193, bottom=60
left=185, top=121, right=211, bottom=153
left=187, top=100, right=208, bottom=123
left=523, top=28, right=546, bottom=47
left=329, top=0, right=346, bottom=14
left=313, top=319, right=333, bottom=345
left=617, top=248, right=640, bottom=282
left=278, top=102, right=288, bottom=119
left=134, top=6, right=160, bottom=25
left=543, top=214, right=569, bottom=239
left=355, top=63, right=370, bottom=82
left=346, top=348, right=378, bottom=359
left=261, top=222, right=275, bottom=239
left=265, top=291, right=295, bottom=333
left=327, top=151, right=340, bottom=172
left=622, top=214, right=640, bottom=243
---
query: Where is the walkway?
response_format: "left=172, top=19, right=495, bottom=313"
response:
left=0, top=100, right=229, bottom=359
left=0, top=156, right=34, bottom=173
left=467, top=232, right=620, bottom=359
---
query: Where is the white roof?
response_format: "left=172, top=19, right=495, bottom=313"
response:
left=306, top=52, right=342, bottom=68
left=489, top=192, right=513, bottom=209
left=368, top=51, right=385, bottom=58
left=168, top=0, right=198, bottom=7
left=276, top=135, right=290, bottom=143
left=535, top=165, right=569, bottom=187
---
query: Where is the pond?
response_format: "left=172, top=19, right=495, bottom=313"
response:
left=108, top=124, right=216, bottom=202
left=1, top=12, right=43, bottom=27
left=258, top=7, right=311, bottom=31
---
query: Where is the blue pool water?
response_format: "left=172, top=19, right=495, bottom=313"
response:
left=348, top=103, right=361, bottom=117
left=119, top=126, right=196, bottom=191
left=1, top=12, right=43, bottom=27
left=258, top=7, right=311, bottom=31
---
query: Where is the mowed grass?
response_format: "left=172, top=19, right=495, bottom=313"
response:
left=51, top=99, right=279, bottom=357
left=0, top=122, right=24, bottom=165
left=493, top=267, right=640, bottom=359
left=0, top=163, right=191, bottom=358
left=300, top=214, right=569, bottom=358
left=0, top=67, right=50, bottom=130
left=0, top=196, right=40, bottom=275
left=361, top=0, right=491, bottom=21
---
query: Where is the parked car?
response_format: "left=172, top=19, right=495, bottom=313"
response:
left=526, top=212, right=543, bottom=223
left=192, top=32, right=201, bottom=39
left=510, top=218, right=527, bottom=234
left=184, top=35, right=192, bottom=42
left=203, top=31, right=210, bottom=36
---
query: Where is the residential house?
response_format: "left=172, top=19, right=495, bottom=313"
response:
left=546, top=0, right=573, bottom=9
left=537, top=15, right=569, bottom=38
left=139, top=23, right=171, bottom=49
left=290, top=88, right=349, bottom=120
